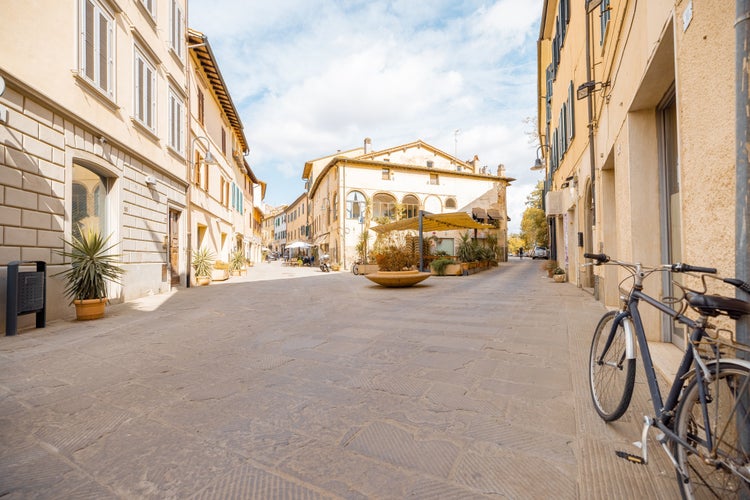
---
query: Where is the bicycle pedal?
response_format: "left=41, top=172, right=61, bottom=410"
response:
left=615, top=450, right=645, bottom=464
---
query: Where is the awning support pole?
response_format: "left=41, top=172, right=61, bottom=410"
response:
left=418, top=210, right=424, bottom=272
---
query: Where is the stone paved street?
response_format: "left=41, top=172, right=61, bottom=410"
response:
left=0, top=260, right=681, bottom=498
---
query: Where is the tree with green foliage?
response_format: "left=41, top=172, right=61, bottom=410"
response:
left=507, top=234, right=525, bottom=255
left=520, top=181, right=548, bottom=248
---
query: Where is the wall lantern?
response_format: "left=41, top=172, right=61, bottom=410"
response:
left=576, top=80, right=610, bottom=100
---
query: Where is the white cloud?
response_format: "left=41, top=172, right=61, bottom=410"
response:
left=189, top=0, right=544, bottom=232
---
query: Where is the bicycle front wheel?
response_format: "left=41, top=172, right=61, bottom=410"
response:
left=589, top=310, right=636, bottom=421
left=674, top=362, right=750, bottom=499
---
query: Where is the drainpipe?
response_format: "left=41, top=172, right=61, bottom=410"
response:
left=737, top=0, right=750, bottom=347
left=585, top=0, right=599, bottom=297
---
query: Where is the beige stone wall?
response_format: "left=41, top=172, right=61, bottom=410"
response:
left=1, top=0, right=189, bottom=331
left=673, top=3, right=735, bottom=276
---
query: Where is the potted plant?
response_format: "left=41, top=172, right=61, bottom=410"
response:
left=54, top=228, right=124, bottom=320
left=543, top=259, right=558, bottom=278
left=366, top=243, right=431, bottom=287
left=553, top=267, right=567, bottom=282
left=192, top=247, right=215, bottom=286
left=430, top=257, right=457, bottom=276
left=229, top=250, right=246, bottom=276
left=456, top=231, right=477, bottom=264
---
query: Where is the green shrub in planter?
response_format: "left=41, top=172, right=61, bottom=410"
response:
left=430, top=257, right=457, bottom=276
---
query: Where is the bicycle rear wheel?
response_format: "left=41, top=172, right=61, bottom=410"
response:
left=674, top=362, right=750, bottom=499
left=589, top=310, right=636, bottom=421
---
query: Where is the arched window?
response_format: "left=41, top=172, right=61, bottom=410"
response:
left=346, top=191, right=366, bottom=220
left=445, top=197, right=457, bottom=210
left=373, top=193, right=397, bottom=220
left=403, top=195, right=420, bottom=219
left=72, top=164, right=108, bottom=238
left=424, top=195, right=442, bottom=214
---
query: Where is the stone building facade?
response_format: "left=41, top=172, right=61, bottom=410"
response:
left=0, top=1, right=262, bottom=331
left=304, top=139, right=513, bottom=269
left=537, top=0, right=738, bottom=346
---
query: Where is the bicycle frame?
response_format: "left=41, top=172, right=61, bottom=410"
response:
left=626, top=289, right=703, bottom=418
left=588, top=255, right=750, bottom=490
left=602, top=287, right=740, bottom=469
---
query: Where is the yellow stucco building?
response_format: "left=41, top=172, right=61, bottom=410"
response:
left=538, top=0, right=740, bottom=346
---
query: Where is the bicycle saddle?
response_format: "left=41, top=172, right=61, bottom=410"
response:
left=685, top=292, right=750, bottom=320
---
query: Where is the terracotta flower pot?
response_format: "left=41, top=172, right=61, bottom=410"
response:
left=74, top=298, right=107, bottom=320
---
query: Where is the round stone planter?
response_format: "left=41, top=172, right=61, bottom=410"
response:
left=364, top=270, right=431, bottom=288
left=553, top=274, right=566, bottom=283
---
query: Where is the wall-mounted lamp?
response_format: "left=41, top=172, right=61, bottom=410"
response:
left=530, top=144, right=551, bottom=171
left=576, top=80, right=610, bottom=100
left=191, top=136, right=218, bottom=169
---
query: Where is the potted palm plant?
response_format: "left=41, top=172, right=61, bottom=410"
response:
left=192, top=247, right=215, bottom=286
left=54, top=228, right=124, bottom=320
left=229, top=249, right=246, bottom=276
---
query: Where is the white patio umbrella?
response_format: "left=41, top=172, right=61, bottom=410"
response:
left=286, top=241, right=311, bottom=249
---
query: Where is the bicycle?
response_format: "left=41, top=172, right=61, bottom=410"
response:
left=584, top=252, right=750, bottom=499
left=351, top=259, right=362, bottom=275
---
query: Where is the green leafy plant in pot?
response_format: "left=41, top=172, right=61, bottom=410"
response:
left=192, top=247, right=215, bottom=285
left=430, top=257, right=456, bottom=276
left=54, top=228, right=124, bottom=320
left=553, top=267, right=566, bottom=282
left=229, top=249, right=246, bottom=275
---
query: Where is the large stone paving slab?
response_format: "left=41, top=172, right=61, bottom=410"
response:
left=0, top=261, right=680, bottom=498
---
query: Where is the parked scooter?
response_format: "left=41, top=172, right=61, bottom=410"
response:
left=319, top=254, right=331, bottom=272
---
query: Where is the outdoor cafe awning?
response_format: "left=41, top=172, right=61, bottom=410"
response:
left=370, top=211, right=494, bottom=234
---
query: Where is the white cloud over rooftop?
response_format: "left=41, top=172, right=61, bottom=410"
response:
left=189, top=0, right=544, bottom=232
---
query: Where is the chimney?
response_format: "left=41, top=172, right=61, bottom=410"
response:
left=364, top=137, right=372, bottom=155
left=497, top=164, right=505, bottom=177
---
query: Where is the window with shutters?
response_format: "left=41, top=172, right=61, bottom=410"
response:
left=134, top=47, right=156, bottom=131
left=79, top=0, right=114, bottom=98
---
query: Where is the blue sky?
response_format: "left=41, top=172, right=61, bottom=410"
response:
left=188, top=0, right=544, bottom=234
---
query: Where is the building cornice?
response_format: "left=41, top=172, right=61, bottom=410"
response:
left=187, top=28, right=249, bottom=154
left=308, top=156, right=514, bottom=198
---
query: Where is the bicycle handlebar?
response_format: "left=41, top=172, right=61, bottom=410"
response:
left=583, top=253, right=718, bottom=275
left=583, top=252, right=609, bottom=264
left=670, top=263, right=717, bottom=274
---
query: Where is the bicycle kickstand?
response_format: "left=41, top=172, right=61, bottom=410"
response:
left=616, top=416, right=652, bottom=465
